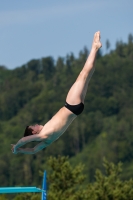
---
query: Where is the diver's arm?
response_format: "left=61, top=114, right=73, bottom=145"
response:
left=16, top=147, right=35, bottom=154
left=14, top=141, right=49, bottom=154
left=12, top=126, right=58, bottom=154
left=33, top=141, right=50, bottom=153
left=13, top=134, right=43, bottom=153
left=17, top=134, right=56, bottom=154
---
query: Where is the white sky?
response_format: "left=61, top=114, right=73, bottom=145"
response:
left=0, top=0, right=133, bottom=69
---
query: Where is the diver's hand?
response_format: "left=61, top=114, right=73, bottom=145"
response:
left=16, top=147, right=35, bottom=154
left=11, top=144, right=17, bottom=154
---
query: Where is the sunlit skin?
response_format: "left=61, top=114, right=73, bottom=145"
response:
left=11, top=31, right=102, bottom=154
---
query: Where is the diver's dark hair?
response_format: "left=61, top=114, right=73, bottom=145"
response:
left=24, top=126, right=33, bottom=137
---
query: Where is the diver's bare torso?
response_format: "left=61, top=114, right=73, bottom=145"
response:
left=39, top=106, right=77, bottom=142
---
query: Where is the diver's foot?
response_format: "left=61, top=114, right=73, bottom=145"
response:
left=92, top=31, right=102, bottom=50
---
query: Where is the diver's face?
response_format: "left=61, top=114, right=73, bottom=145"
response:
left=29, top=124, right=43, bottom=134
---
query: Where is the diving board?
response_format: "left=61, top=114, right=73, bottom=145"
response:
left=0, top=187, right=42, bottom=193
left=0, top=171, right=47, bottom=200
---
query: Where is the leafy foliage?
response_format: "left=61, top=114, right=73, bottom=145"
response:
left=46, top=156, right=85, bottom=200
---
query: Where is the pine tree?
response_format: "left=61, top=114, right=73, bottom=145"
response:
left=42, top=156, right=88, bottom=200
left=87, top=158, right=133, bottom=200
left=106, top=39, right=111, bottom=53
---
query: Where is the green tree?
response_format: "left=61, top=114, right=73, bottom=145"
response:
left=87, top=158, right=133, bottom=200
left=0, top=195, right=8, bottom=200
left=13, top=193, right=40, bottom=200
left=106, top=39, right=111, bottom=53
left=42, top=57, right=55, bottom=80
left=116, top=40, right=125, bottom=57
left=128, top=33, right=133, bottom=44
left=42, top=156, right=88, bottom=200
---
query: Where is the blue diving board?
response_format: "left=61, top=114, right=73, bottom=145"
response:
left=0, top=187, right=43, bottom=193
left=0, top=171, right=47, bottom=199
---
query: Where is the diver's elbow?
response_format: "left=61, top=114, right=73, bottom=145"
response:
left=37, top=134, right=48, bottom=141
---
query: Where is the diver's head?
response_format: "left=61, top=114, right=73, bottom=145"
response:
left=24, top=124, right=43, bottom=137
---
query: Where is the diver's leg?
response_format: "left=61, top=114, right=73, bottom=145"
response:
left=66, top=31, right=102, bottom=104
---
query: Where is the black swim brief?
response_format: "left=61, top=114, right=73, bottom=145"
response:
left=65, top=102, right=84, bottom=115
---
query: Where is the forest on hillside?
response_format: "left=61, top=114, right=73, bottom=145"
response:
left=0, top=34, right=133, bottom=188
